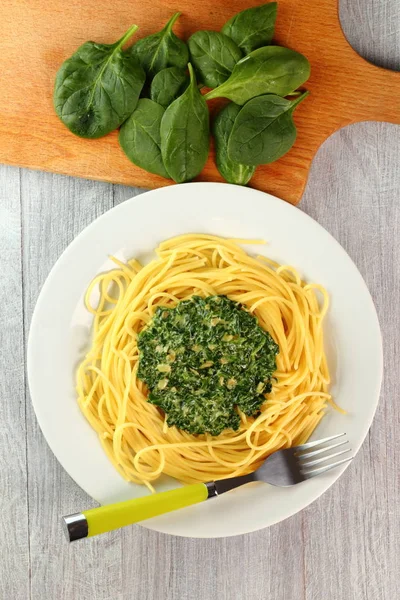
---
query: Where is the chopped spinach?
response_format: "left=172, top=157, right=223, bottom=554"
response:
left=213, top=102, right=256, bottom=185
left=54, top=25, right=145, bottom=139
left=222, top=2, right=278, bottom=55
left=228, top=91, right=309, bottom=165
left=160, top=63, right=209, bottom=183
left=119, top=98, right=169, bottom=178
left=188, top=31, right=242, bottom=88
left=204, top=46, right=310, bottom=105
left=138, top=295, right=279, bottom=436
left=130, top=13, right=189, bottom=77
left=150, top=67, right=189, bottom=108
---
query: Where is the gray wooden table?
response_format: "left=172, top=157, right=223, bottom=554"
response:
left=1, top=2, right=399, bottom=599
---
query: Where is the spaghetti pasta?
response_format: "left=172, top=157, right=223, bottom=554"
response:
left=77, top=234, right=336, bottom=491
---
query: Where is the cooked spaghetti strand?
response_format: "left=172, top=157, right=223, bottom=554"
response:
left=76, top=235, right=334, bottom=487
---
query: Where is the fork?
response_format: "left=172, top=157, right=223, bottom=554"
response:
left=63, top=433, right=352, bottom=542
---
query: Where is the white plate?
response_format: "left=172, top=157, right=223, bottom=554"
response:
left=28, top=183, right=382, bottom=538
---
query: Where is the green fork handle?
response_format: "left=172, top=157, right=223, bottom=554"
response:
left=62, top=483, right=210, bottom=541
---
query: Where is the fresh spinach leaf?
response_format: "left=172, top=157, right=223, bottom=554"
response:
left=222, top=3, right=277, bottom=54
left=204, top=46, right=310, bottom=105
left=160, top=63, right=209, bottom=183
left=131, top=13, right=189, bottom=77
left=119, top=98, right=169, bottom=178
left=213, top=103, right=255, bottom=185
left=150, top=67, right=188, bottom=108
left=228, top=91, right=309, bottom=165
left=54, top=25, right=145, bottom=138
left=188, top=31, right=242, bottom=88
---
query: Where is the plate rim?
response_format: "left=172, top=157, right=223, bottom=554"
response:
left=27, top=182, right=383, bottom=537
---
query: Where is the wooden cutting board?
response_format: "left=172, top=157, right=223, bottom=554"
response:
left=1, top=0, right=400, bottom=204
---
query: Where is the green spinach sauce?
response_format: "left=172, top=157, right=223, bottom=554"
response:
left=137, top=295, right=279, bottom=436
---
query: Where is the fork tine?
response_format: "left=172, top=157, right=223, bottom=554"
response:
left=295, top=433, right=346, bottom=451
left=298, top=447, right=351, bottom=468
left=301, top=456, right=353, bottom=478
left=296, top=440, right=349, bottom=460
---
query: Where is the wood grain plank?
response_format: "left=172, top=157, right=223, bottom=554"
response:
left=115, top=514, right=305, bottom=600
left=119, top=527, right=273, bottom=600
left=301, top=121, right=400, bottom=600
left=1, top=0, right=400, bottom=204
left=340, top=0, right=400, bottom=71
left=15, top=122, right=400, bottom=600
left=303, top=10, right=400, bottom=596
left=21, top=171, right=124, bottom=600
left=0, top=165, right=30, bottom=600
left=0, top=2, right=397, bottom=599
